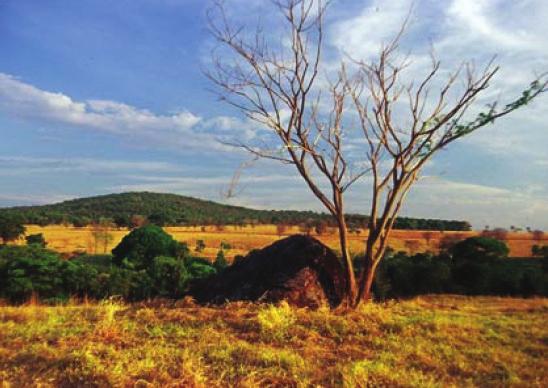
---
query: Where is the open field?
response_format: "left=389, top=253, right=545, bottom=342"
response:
left=22, top=224, right=548, bottom=260
left=0, top=295, right=546, bottom=387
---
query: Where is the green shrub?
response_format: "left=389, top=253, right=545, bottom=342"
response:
left=373, top=252, right=451, bottom=299
left=2, top=249, right=65, bottom=302
left=214, top=250, right=228, bottom=272
left=195, top=239, right=206, bottom=252
left=111, top=225, right=180, bottom=269
left=0, top=214, right=25, bottom=244
left=186, top=257, right=217, bottom=280
left=25, top=233, right=47, bottom=247
left=451, top=236, right=509, bottom=262
left=150, top=256, right=190, bottom=298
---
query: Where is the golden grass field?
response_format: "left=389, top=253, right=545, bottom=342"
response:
left=0, top=295, right=546, bottom=387
left=21, top=224, right=548, bottom=260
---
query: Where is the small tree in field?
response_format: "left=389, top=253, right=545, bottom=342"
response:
left=207, top=0, right=547, bottom=306
left=26, top=233, right=47, bottom=248
left=195, top=239, right=206, bottom=253
left=91, top=218, right=114, bottom=254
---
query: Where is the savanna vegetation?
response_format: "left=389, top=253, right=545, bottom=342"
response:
left=0, top=192, right=472, bottom=231
left=1, top=0, right=547, bottom=385
left=1, top=226, right=545, bottom=304
left=0, top=296, right=546, bottom=386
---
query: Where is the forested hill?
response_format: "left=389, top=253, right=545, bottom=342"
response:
left=0, top=192, right=471, bottom=231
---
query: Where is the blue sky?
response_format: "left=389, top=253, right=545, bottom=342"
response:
left=0, top=0, right=547, bottom=229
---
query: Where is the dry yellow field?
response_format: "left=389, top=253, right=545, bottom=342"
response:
left=20, top=224, right=547, bottom=260
left=1, top=296, right=547, bottom=386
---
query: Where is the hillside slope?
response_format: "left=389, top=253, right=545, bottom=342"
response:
left=0, top=192, right=471, bottom=230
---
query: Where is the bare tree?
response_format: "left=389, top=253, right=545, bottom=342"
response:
left=206, top=0, right=547, bottom=306
left=90, top=218, right=114, bottom=254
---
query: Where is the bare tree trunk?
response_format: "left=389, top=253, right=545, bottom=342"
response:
left=359, top=259, right=376, bottom=302
left=356, top=229, right=386, bottom=305
left=336, top=215, right=357, bottom=305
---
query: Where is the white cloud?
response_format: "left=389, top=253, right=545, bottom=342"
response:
left=0, top=193, right=75, bottom=206
left=405, top=177, right=548, bottom=229
left=0, top=156, right=179, bottom=175
left=331, top=0, right=414, bottom=61
left=0, top=73, right=233, bottom=152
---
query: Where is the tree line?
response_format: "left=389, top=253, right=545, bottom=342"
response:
left=0, top=192, right=472, bottom=231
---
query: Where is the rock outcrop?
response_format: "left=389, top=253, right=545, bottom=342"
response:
left=190, top=235, right=346, bottom=308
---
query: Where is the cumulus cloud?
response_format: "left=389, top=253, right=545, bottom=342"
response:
left=0, top=73, right=244, bottom=152
left=0, top=73, right=201, bottom=133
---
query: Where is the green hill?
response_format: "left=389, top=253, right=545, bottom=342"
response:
left=0, top=192, right=471, bottom=231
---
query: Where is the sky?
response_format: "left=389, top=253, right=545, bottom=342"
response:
left=0, top=0, right=547, bottom=229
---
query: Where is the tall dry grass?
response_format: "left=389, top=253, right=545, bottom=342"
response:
left=0, top=295, right=546, bottom=387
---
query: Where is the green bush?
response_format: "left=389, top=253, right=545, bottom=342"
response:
left=0, top=214, right=25, bottom=244
left=111, top=225, right=180, bottom=269
left=25, top=233, right=47, bottom=247
left=372, top=240, right=546, bottom=299
left=0, top=242, right=218, bottom=302
left=1, top=247, right=66, bottom=302
left=373, top=252, right=452, bottom=299
left=214, top=250, right=228, bottom=272
left=149, top=256, right=190, bottom=298
left=451, top=236, right=509, bottom=262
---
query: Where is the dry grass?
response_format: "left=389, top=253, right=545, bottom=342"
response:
left=21, top=225, right=548, bottom=260
left=0, top=296, right=546, bottom=387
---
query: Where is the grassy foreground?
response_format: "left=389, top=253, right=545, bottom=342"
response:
left=0, top=296, right=546, bottom=387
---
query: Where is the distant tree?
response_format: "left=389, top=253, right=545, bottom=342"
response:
left=195, top=239, right=206, bottom=253
left=0, top=214, right=25, bottom=244
left=220, top=241, right=232, bottom=251
left=439, top=234, right=461, bottom=253
left=71, top=217, right=91, bottom=228
left=314, top=220, right=329, bottom=236
left=532, top=245, right=548, bottom=258
left=494, top=228, right=509, bottom=241
left=90, top=218, right=114, bottom=254
left=25, top=233, right=47, bottom=248
left=451, top=236, right=509, bottom=262
left=148, top=212, right=171, bottom=227
left=214, top=250, right=228, bottom=272
left=113, top=216, right=129, bottom=229
left=299, top=221, right=313, bottom=236
left=532, top=230, right=545, bottom=244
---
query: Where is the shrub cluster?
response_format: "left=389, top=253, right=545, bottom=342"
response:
left=0, top=225, right=217, bottom=303
left=372, top=237, right=547, bottom=299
